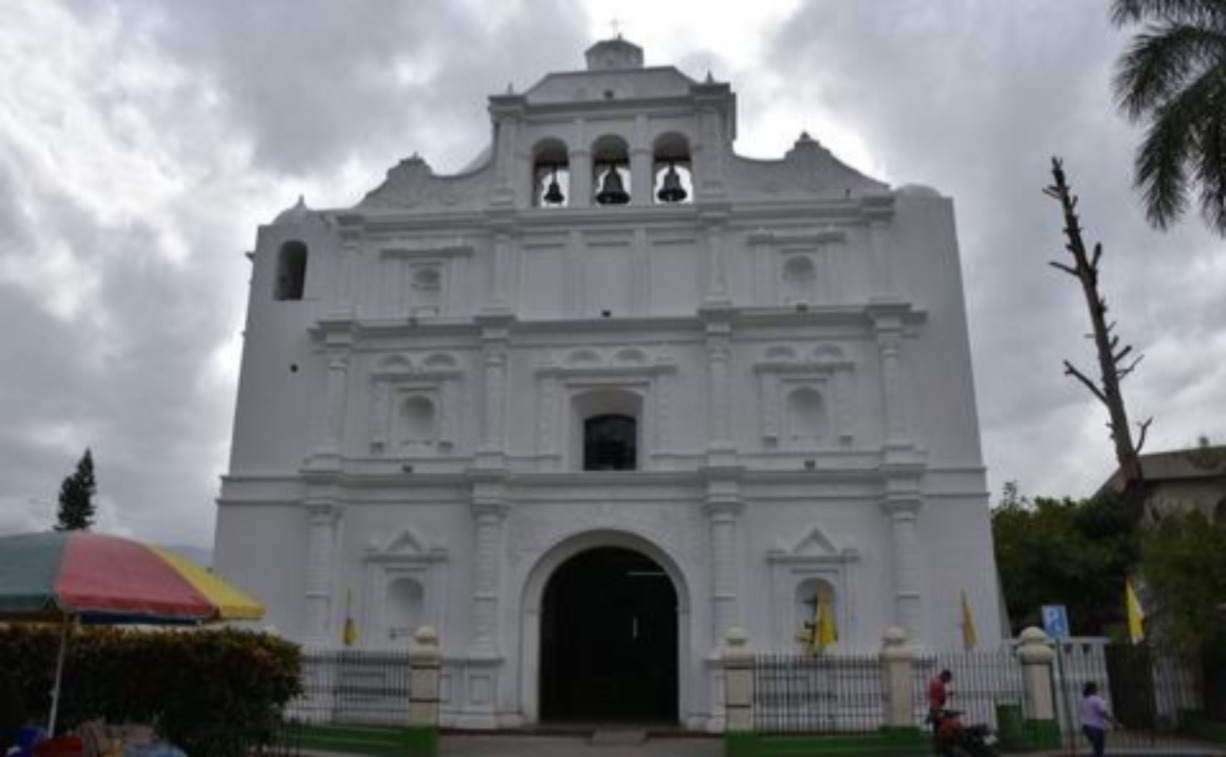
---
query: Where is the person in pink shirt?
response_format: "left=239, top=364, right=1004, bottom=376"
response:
left=1079, top=681, right=1120, bottom=757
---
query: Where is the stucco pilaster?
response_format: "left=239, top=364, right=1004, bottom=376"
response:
left=476, top=321, right=511, bottom=467
left=704, top=469, right=743, bottom=647
left=630, top=146, right=652, bottom=207
left=701, top=213, right=730, bottom=304
left=872, top=315, right=909, bottom=446
left=704, top=319, right=735, bottom=460
left=304, top=500, right=344, bottom=645
left=568, top=148, right=592, bottom=208
left=314, top=353, right=349, bottom=459
left=881, top=493, right=923, bottom=637
left=469, top=480, right=509, bottom=658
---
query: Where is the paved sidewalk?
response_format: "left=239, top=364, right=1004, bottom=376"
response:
left=438, top=733, right=722, bottom=756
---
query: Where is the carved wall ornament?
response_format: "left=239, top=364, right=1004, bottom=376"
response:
left=755, top=343, right=856, bottom=447
left=369, top=352, right=464, bottom=454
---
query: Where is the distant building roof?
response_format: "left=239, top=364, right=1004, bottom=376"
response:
left=1098, top=444, right=1226, bottom=496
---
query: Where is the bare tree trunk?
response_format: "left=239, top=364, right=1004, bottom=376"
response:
left=1045, top=158, right=1152, bottom=518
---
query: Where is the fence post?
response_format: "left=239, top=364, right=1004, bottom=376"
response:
left=879, top=626, right=916, bottom=729
left=1017, top=626, right=1061, bottom=749
left=407, top=626, right=440, bottom=757
left=722, top=627, right=755, bottom=757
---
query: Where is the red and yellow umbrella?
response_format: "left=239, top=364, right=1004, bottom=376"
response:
left=0, top=531, right=262, bottom=624
left=0, top=531, right=264, bottom=733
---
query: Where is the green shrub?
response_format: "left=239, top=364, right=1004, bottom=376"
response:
left=0, top=626, right=301, bottom=757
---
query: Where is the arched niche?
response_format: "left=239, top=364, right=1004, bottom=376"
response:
left=787, top=386, right=828, bottom=441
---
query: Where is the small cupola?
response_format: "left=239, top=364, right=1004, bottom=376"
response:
left=584, top=36, right=644, bottom=71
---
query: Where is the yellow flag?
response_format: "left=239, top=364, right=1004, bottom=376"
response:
left=960, top=589, right=978, bottom=651
left=342, top=589, right=359, bottom=647
left=1126, top=579, right=1145, bottom=644
left=817, top=589, right=838, bottom=647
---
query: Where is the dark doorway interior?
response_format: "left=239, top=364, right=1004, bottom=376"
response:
left=540, top=547, right=679, bottom=724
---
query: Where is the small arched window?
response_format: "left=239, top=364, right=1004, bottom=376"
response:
left=584, top=414, right=637, bottom=470
left=274, top=241, right=308, bottom=301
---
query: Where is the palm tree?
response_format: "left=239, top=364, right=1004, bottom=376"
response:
left=1112, top=0, right=1226, bottom=234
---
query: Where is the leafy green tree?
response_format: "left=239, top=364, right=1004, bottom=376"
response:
left=1112, top=0, right=1226, bottom=233
left=1140, top=508, right=1226, bottom=650
left=54, top=448, right=97, bottom=531
left=993, top=483, right=1139, bottom=636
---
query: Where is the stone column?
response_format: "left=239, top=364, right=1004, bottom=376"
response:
left=305, top=501, right=343, bottom=645
left=408, top=626, right=441, bottom=757
left=722, top=628, right=753, bottom=733
left=879, top=627, right=916, bottom=728
left=1017, top=626, right=1060, bottom=748
left=882, top=496, right=923, bottom=636
left=469, top=498, right=508, bottom=656
left=409, top=626, right=442, bottom=725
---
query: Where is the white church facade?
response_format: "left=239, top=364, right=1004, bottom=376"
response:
left=214, top=38, right=1002, bottom=730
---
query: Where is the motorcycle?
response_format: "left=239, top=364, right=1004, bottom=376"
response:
left=933, top=709, right=1000, bottom=757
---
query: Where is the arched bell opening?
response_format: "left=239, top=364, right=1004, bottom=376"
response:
left=652, top=132, right=692, bottom=205
left=532, top=138, right=570, bottom=207
left=592, top=134, right=631, bottom=206
left=539, top=546, right=679, bottom=723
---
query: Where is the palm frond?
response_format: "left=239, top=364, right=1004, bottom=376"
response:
left=1191, top=76, right=1226, bottom=232
left=1112, top=0, right=1226, bottom=27
left=1135, top=99, right=1194, bottom=228
left=1114, top=24, right=1226, bottom=119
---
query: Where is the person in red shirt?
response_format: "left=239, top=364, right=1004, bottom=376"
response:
left=928, top=669, right=953, bottom=749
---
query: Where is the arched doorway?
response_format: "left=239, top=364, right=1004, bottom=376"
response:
left=539, top=546, right=679, bottom=723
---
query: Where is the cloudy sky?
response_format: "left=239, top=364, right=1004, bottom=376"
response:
left=2, top=0, right=1224, bottom=549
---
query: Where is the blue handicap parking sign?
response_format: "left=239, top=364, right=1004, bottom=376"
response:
left=1041, top=604, right=1070, bottom=639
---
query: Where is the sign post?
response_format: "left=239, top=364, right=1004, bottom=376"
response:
left=1041, top=605, right=1075, bottom=752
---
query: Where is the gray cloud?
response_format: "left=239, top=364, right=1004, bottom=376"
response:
left=88, top=0, right=588, bottom=177
left=4, top=0, right=1223, bottom=554
left=770, top=1, right=1226, bottom=498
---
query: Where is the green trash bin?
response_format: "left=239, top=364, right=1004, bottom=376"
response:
left=995, top=702, right=1024, bottom=750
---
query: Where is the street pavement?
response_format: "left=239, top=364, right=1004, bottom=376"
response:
left=437, top=733, right=722, bottom=756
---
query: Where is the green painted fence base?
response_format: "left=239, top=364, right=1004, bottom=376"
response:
left=299, top=724, right=438, bottom=757
left=1019, top=719, right=1061, bottom=751
left=724, top=727, right=929, bottom=757
left=1181, top=710, right=1226, bottom=745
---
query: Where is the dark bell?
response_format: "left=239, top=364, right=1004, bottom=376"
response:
left=543, top=167, right=565, bottom=205
left=657, top=162, right=687, bottom=203
left=595, top=167, right=630, bottom=205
